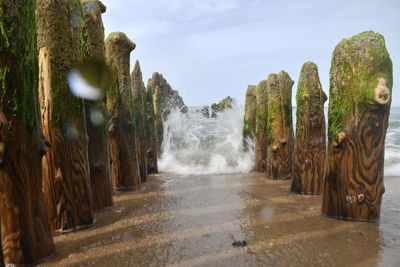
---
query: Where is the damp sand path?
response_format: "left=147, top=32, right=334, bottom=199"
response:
left=39, top=173, right=400, bottom=266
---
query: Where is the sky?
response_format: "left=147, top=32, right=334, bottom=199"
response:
left=102, top=0, right=399, bottom=107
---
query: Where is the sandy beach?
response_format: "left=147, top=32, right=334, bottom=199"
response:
left=38, top=173, right=400, bottom=267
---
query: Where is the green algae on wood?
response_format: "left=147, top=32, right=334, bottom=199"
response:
left=265, top=71, right=294, bottom=180
left=37, top=0, right=95, bottom=233
left=243, top=85, right=257, bottom=139
left=80, top=0, right=113, bottom=211
left=291, top=62, right=327, bottom=195
left=145, top=86, right=158, bottom=173
left=322, top=31, right=393, bottom=221
left=254, top=80, right=268, bottom=172
left=131, top=60, right=148, bottom=182
left=105, top=32, right=141, bottom=190
left=211, top=96, right=234, bottom=118
left=0, top=0, right=55, bottom=264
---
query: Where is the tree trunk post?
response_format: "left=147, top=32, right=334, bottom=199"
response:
left=36, top=0, right=95, bottom=232
left=243, top=85, right=256, bottom=151
left=105, top=32, right=141, bottom=190
left=81, top=0, right=113, bottom=211
left=291, top=62, right=327, bottom=194
left=265, top=71, right=294, bottom=180
left=255, top=80, right=268, bottom=171
left=0, top=0, right=55, bottom=264
left=131, top=61, right=148, bottom=183
left=145, top=88, right=158, bottom=174
left=322, top=31, right=393, bottom=221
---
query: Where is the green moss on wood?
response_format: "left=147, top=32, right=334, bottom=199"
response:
left=243, top=85, right=256, bottom=137
left=0, top=0, right=39, bottom=132
left=328, top=31, right=393, bottom=141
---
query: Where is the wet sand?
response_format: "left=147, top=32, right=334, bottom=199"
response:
left=39, top=173, right=400, bottom=267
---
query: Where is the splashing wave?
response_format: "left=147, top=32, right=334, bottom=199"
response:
left=158, top=104, right=255, bottom=175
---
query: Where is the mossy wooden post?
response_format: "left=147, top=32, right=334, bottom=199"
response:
left=105, top=32, right=141, bottom=190
left=131, top=60, right=148, bottom=182
left=0, top=0, right=55, bottom=264
left=81, top=0, right=113, bottom=211
left=255, top=80, right=268, bottom=171
left=147, top=73, right=186, bottom=154
left=36, top=0, right=95, bottom=232
left=145, top=88, right=158, bottom=173
left=265, top=71, right=294, bottom=180
left=322, top=31, right=393, bottom=221
left=291, top=62, right=327, bottom=194
left=243, top=85, right=257, bottom=141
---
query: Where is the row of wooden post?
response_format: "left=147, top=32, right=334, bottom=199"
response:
left=244, top=31, right=393, bottom=222
left=0, top=0, right=158, bottom=265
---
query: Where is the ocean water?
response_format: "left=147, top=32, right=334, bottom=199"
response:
left=385, top=107, right=400, bottom=177
left=158, top=106, right=400, bottom=177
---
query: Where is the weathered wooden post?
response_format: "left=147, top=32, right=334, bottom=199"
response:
left=147, top=73, right=186, bottom=153
left=80, top=0, right=113, bottom=211
left=322, top=31, right=393, bottom=221
left=0, top=0, right=55, bottom=264
left=145, top=88, right=158, bottom=174
left=291, top=62, right=327, bottom=194
left=131, top=60, right=148, bottom=182
left=105, top=32, right=141, bottom=190
left=255, top=80, right=268, bottom=171
left=265, top=71, right=294, bottom=180
left=37, top=0, right=95, bottom=232
left=243, top=85, right=257, bottom=141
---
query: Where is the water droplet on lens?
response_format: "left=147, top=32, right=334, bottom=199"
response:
left=68, top=60, right=111, bottom=101
left=90, top=109, right=104, bottom=125
left=65, top=121, right=79, bottom=140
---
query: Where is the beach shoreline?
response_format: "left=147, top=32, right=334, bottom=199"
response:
left=39, top=173, right=400, bottom=267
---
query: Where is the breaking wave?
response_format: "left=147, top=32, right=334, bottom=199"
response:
left=158, top=104, right=255, bottom=175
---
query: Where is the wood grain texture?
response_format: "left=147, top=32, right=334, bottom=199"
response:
left=81, top=0, right=113, bottom=211
left=322, top=31, right=393, bottom=221
left=265, top=72, right=294, bottom=180
left=37, top=0, right=94, bottom=232
left=254, top=80, right=268, bottom=172
left=0, top=0, right=55, bottom=264
left=131, top=61, right=148, bottom=183
left=105, top=32, right=141, bottom=190
left=291, top=62, right=327, bottom=194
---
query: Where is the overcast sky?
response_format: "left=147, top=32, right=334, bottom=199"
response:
left=102, top=0, right=399, bottom=107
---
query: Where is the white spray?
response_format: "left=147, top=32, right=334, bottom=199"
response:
left=158, top=103, right=255, bottom=175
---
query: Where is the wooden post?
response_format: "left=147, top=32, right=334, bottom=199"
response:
left=265, top=71, right=294, bottom=180
left=243, top=85, right=257, bottom=140
left=322, top=31, right=393, bottom=221
left=80, top=0, right=113, bottom=211
left=0, top=0, right=55, bottom=264
left=37, top=0, right=95, bottom=232
left=131, top=60, right=148, bottom=183
left=105, top=32, right=141, bottom=190
left=254, top=80, right=268, bottom=171
left=291, top=62, right=327, bottom=194
left=145, top=88, right=158, bottom=174
left=147, top=73, right=186, bottom=153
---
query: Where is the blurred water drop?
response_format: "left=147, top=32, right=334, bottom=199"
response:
left=259, top=205, right=275, bottom=221
left=68, top=60, right=111, bottom=101
left=68, top=70, right=103, bottom=100
left=65, top=121, right=79, bottom=140
left=90, top=109, right=104, bottom=126
left=69, top=12, right=82, bottom=28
